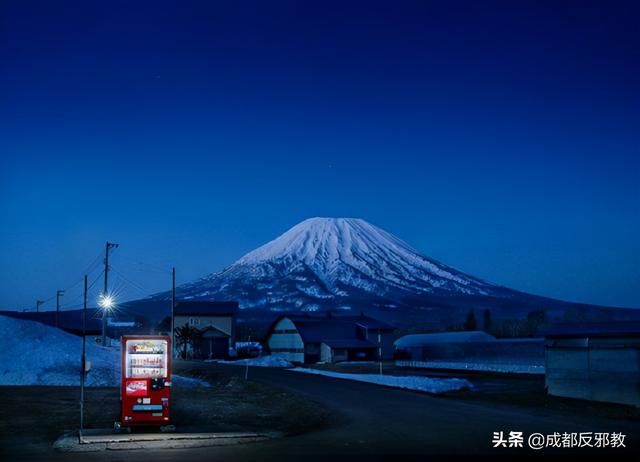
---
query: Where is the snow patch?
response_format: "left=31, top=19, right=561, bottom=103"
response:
left=207, top=355, right=293, bottom=368
left=291, top=368, right=472, bottom=394
left=396, top=360, right=545, bottom=375
left=0, top=316, right=209, bottom=387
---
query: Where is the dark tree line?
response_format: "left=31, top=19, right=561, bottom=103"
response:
left=455, top=308, right=548, bottom=338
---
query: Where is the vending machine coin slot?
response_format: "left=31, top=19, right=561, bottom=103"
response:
left=151, top=378, right=165, bottom=391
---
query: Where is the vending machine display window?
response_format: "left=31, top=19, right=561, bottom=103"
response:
left=125, top=339, right=168, bottom=379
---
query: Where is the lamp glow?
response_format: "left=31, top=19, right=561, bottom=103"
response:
left=99, top=294, right=114, bottom=310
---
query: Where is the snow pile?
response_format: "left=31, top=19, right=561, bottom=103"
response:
left=396, top=360, right=545, bottom=375
left=208, top=355, right=293, bottom=368
left=335, top=361, right=376, bottom=366
left=0, top=315, right=119, bottom=386
left=0, top=315, right=208, bottom=387
left=291, top=368, right=472, bottom=394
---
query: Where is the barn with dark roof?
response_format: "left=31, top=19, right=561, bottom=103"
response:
left=265, top=313, right=395, bottom=363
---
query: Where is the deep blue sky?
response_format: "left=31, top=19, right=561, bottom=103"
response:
left=1, top=0, right=639, bottom=310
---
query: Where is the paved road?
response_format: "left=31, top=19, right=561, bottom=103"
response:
left=19, top=363, right=640, bottom=461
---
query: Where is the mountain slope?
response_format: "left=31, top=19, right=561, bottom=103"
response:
left=173, top=218, right=516, bottom=311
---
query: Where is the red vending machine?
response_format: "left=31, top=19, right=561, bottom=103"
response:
left=120, top=335, right=171, bottom=428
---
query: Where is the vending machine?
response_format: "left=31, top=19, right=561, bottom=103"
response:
left=120, top=335, right=171, bottom=428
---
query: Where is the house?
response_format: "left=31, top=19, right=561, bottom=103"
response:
left=545, top=322, right=640, bottom=407
left=173, top=301, right=238, bottom=359
left=265, top=313, right=395, bottom=364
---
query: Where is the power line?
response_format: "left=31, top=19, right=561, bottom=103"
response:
left=113, top=254, right=173, bottom=275
left=31, top=244, right=175, bottom=316
left=34, top=253, right=105, bottom=310
left=54, top=270, right=106, bottom=312
left=110, top=267, right=156, bottom=298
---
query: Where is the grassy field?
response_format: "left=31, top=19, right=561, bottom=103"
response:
left=0, top=369, right=336, bottom=456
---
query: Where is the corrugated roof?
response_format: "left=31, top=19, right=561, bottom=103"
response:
left=322, top=339, right=378, bottom=349
left=294, top=319, right=359, bottom=343
left=287, top=314, right=394, bottom=330
left=394, top=331, right=496, bottom=347
left=174, top=301, right=238, bottom=316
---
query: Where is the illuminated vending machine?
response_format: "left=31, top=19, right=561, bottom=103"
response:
left=119, top=335, right=171, bottom=428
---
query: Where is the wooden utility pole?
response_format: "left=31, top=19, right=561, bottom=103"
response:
left=56, top=290, right=64, bottom=328
left=80, top=275, right=87, bottom=440
left=171, top=267, right=176, bottom=359
left=102, top=241, right=119, bottom=346
left=378, top=328, right=383, bottom=376
left=244, top=335, right=251, bottom=381
left=102, top=241, right=109, bottom=346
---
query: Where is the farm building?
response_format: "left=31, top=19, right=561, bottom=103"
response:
left=174, top=300, right=238, bottom=359
left=394, top=331, right=544, bottom=370
left=265, top=313, right=395, bottom=364
left=395, top=331, right=496, bottom=359
left=545, top=322, right=640, bottom=407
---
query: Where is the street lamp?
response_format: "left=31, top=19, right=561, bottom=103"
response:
left=99, top=294, right=115, bottom=346
left=99, top=294, right=115, bottom=310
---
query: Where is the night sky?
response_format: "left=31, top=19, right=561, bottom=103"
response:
left=1, top=0, right=639, bottom=310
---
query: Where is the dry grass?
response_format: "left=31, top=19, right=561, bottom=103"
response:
left=0, top=370, right=335, bottom=456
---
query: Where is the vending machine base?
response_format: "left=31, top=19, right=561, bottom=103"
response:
left=113, top=421, right=175, bottom=433
left=113, top=421, right=132, bottom=433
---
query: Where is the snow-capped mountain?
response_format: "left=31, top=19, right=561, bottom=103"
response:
left=173, top=218, right=514, bottom=312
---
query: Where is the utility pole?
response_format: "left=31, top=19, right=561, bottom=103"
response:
left=102, top=241, right=119, bottom=346
left=56, top=290, right=64, bottom=328
left=36, top=300, right=44, bottom=313
left=244, top=335, right=251, bottom=381
left=80, top=274, right=87, bottom=441
left=378, top=328, right=383, bottom=376
left=171, top=267, right=176, bottom=359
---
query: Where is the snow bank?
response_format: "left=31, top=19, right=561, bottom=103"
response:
left=207, top=355, right=293, bottom=368
left=335, top=361, right=376, bottom=366
left=0, top=315, right=208, bottom=387
left=396, top=360, right=545, bottom=375
left=291, top=368, right=472, bottom=394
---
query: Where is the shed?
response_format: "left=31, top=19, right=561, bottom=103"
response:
left=320, top=339, right=378, bottom=363
left=545, top=322, right=640, bottom=407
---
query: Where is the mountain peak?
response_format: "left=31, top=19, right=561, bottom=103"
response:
left=174, top=217, right=508, bottom=311
left=236, top=217, right=415, bottom=266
